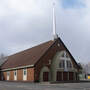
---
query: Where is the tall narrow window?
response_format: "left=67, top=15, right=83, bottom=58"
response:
left=61, top=53, right=64, bottom=57
left=59, top=60, right=65, bottom=68
left=59, top=51, right=73, bottom=70
left=24, top=69, right=26, bottom=75
left=14, top=71, right=16, bottom=76
left=67, top=61, right=72, bottom=68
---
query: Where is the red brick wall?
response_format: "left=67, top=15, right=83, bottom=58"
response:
left=27, top=68, right=34, bottom=81
left=17, top=69, right=23, bottom=81
left=3, top=72, right=7, bottom=80
left=2, top=67, right=34, bottom=81
left=10, top=70, right=14, bottom=80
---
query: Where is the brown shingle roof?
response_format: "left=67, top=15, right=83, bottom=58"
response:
left=2, top=40, right=55, bottom=69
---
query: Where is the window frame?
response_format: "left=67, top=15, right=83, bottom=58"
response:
left=59, top=51, right=73, bottom=70
left=59, top=60, right=65, bottom=69
left=7, top=71, right=10, bottom=80
left=23, top=68, right=27, bottom=81
left=23, top=69, right=27, bottom=76
left=14, top=70, right=17, bottom=80
left=67, top=60, right=72, bottom=69
left=14, top=70, right=17, bottom=76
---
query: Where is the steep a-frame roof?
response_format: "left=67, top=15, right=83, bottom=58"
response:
left=58, top=38, right=82, bottom=69
left=1, top=40, right=55, bottom=69
left=1, top=37, right=81, bottom=70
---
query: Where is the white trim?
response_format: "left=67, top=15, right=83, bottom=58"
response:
left=1, top=65, right=34, bottom=71
left=60, top=57, right=70, bottom=61
left=14, top=70, right=17, bottom=81
left=7, top=71, right=10, bottom=80
left=23, top=68, right=27, bottom=81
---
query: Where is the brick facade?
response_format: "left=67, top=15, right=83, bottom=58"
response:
left=2, top=67, right=34, bottom=82
left=27, top=68, right=34, bottom=81
left=0, top=38, right=81, bottom=82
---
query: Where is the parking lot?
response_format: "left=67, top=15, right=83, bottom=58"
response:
left=0, top=81, right=90, bottom=90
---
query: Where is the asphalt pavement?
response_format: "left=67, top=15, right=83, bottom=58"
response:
left=0, top=81, right=90, bottom=90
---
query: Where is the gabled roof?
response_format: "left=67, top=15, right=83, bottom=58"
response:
left=1, top=40, right=55, bottom=69
left=1, top=37, right=81, bottom=70
left=58, top=38, right=82, bottom=69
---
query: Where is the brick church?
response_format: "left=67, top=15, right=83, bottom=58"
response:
left=0, top=3, right=82, bottom=82
left=0, top=37, right=81, bottom=82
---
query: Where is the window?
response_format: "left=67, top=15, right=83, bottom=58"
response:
left=7, top=72, right=10, bottom=76
left=59, top=60, right=65, bottom=68
left=60, top=51, right=69, bottom=58
left=59, top=51, right=73, bottom=70
left=61, top=53, right=64, bottom=57
left=24, top=69, right=27, bottom=75
left=67, top=61, right=72, bottom=68
left=14, top=70, right=17, bottom=76
left=66, top=53, right=69, bottom=58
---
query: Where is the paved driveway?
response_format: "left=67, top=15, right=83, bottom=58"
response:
left=0, top=81, right=90, bottom=90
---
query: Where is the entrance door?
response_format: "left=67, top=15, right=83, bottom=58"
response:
left=69, top=72, right=74, bottom=80
left=63, top=72, right=68, bottom=81
left=14, top=70, right=17, bottom=81
left=23, top=69, right=27, bottom=81
left=43, top=72, right=49, bottom=81
left=57, top=72, right=62, bottom=81
left=7, top=72, right=10, bottom=80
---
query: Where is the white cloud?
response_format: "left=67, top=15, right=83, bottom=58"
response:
left=0, top=0, right=90, bottom=63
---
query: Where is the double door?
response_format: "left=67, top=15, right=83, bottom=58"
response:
left=57, top=71, right=74, bottom=81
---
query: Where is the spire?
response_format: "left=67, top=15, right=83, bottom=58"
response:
left=53, top=2, right=58, bottom=40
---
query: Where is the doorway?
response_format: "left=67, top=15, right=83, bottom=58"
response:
left=43, top=72, right=49, bottom=82
left=57, top=72, right=62, bottom=81
left=63, top=72, right=68, bottom=81
left=69, top=72, right=74, bottom=80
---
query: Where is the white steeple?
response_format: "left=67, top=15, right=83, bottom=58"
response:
left=53, top=1, right=58, bottom=40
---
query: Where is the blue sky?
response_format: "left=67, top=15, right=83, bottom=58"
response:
left=61, top=0, right=85, bottom=8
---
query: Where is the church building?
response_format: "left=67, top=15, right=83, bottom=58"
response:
left=0, top=2, right=82, bottom=82
left=0, top=37, right=81, bottom=82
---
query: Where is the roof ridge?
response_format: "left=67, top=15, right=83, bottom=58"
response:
left=1, top=39, right=56, bottom=69
left=8, top=40, right=54, bottom=57
left=34, top=40, right=57, bottom=66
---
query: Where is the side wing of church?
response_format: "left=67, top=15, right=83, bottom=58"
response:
left=0, top=38, right=81, bottom=82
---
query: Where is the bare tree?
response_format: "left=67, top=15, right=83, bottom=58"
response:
left=80, top=62, right=90, bottom=79
left=0, top=53, right=7, bottom=66
left=0, top=53, right=5, bottom=60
